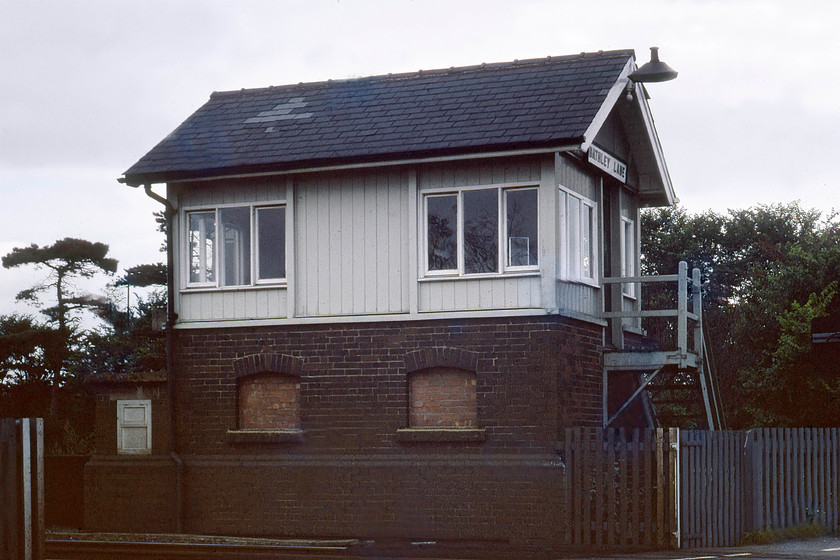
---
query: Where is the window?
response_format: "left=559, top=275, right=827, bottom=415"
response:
left=408, top=368, right=477, bottom=428
left=117, top=400, right=151, bottom=454
left=186, top=204, right=285, bottom=287
left=238, top=374, right=300, bottom=430
left=559, top=186, right=597, bottom=284
left=621, top=217, right=636, bottom=297
left=424, top=186, right=538, bottom=276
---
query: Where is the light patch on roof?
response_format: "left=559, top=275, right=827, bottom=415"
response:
left=244, top=97, right=313, bottom=130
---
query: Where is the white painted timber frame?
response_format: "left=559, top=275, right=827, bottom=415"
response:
left=181, top=201, right=288, bottom=291
left=117, top=399, right=152, bottom=455
left=557, top=184, right=599, bottom=287
left=420, top=181, right=541, bottom=279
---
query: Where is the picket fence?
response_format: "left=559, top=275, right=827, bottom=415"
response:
left=559, top=427, right=840, bottom=550
left=559, top=427, right=680, bottom=549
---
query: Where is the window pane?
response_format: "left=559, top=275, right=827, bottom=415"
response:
left=427, top=195, right=457, bottom=271
left=506, top=189, right=538, bottom=267
left=567, top=197, right=580, bottom=278
left=188, top=211, right=215, bottom=283
left=582, top=204, right=593, bottom=279
left=623, top=219, right=634, bottom=295
left=257, top=207, right=285, bottom=280
left=220, top=207, right=251, bottom=286
left=463, top=189, right=498, bottom=274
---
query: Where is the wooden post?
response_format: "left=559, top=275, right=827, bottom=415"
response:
left=1, top=419, right=21, bottom=560
left=677, top=262, right=688, bottom=358
left=692, top=267, right=702, bottom=358
left=655, top=428, right=665, bottom=546
left=668, top=427, right=680, bottom=549
left=0, top=419, right=44, bottom=560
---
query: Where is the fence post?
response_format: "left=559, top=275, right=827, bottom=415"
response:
left=677, top=262, right=688, bottom=358
left=0, top=418, right=44, bottom=560
left=668, top=427, right=681, bottom=549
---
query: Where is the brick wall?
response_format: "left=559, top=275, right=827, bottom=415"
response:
left=238, top=374, right=300, bottom=430
left=174, top=314, right=603, bottom=455
left=86, top=314, right=604, bottom=549
left=409, top=367, right=477, bottom=427
left=84, top=456, right=178, bottom=532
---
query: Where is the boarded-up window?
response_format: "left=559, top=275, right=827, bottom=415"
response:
left=238, top=374, right=300, bottom=430
left=409, top=368, right=477, bottom=428
left=117, top=400, right=151, bottom=454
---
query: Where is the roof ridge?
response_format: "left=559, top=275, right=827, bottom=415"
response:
left=209, top=49, right=635, bottom=99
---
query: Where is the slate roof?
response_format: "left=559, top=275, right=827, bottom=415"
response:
left=121, top=50, right=634, bottom=186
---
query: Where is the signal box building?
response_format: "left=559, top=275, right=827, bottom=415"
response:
left=90, top=49, right=684, bottom=550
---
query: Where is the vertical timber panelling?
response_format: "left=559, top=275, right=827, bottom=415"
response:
left=418, top=277, right=542, bottom=312
left=296, top=169, right=409, bottom=317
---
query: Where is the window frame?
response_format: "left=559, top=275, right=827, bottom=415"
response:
left=621, top=216, right=637, bottom=298
left=116, top=399, right=152, bottom=455
left=183, top=202, right=287, bottom=289
left=558, top=185, right=599, bottom=287
left=421, top=183, right=540, bottom=278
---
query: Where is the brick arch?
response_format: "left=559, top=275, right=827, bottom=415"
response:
left=232, top=353, right=303, bottom=380
left=232, top=353, right=303, bottom=431
left=404, top=347, right=479, bottom=374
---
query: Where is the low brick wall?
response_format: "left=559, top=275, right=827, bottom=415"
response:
left=45, top=455, right=89, bottom=529
left=84, top=455, right=179, bottom=533
left=182, top=455, right=565, bottom=548
left=85, top=314, right=604, bottom=549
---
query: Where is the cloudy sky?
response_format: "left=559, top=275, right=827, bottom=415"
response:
left=1, top=0, right=838, bottom=320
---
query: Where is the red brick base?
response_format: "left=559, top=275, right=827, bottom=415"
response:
left=85, top=314, right=604, bottom=551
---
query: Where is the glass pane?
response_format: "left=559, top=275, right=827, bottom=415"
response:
left=122, top=427, right=148, bottom=450
left=188, top=211, right=215, bottom=283
left=427, top=195, right=457, bottom=271
left=463, top=189, right=498, bottom=274
left=623, top=219, right=634, bottom=295
left=506, top=189, right=538, bottom=267
left=257, top=207, right=285, bottom=279
left=567, top=197, right=580, bottom=278
left=582, top=204, right=593, bottom=279
left=220, top=207, right=251, bottom=286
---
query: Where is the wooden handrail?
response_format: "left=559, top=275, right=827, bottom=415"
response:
left=602, top=260, right=703, bottom=359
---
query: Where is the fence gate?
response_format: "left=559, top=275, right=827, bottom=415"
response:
left=560, top=427, right=680, bottom=550
left=679, top=430, right=749, bottom=548
left=1, top=418, right=45, bottom=560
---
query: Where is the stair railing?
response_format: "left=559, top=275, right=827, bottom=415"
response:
left=602, top=261, right=703, bottom=365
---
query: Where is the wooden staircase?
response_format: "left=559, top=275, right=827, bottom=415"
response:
left=602, top=261, right=724, bottom=429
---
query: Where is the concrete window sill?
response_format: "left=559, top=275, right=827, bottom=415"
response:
left=396, top=427, right=486, bottom=443
left=226, top=429, right=304, bottom=444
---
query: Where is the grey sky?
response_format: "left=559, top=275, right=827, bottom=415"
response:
left=2, top=0, right=838, bottom=319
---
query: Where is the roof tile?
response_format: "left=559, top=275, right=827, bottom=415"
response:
left=123, top=50, right=632, bottom=184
